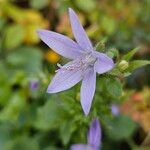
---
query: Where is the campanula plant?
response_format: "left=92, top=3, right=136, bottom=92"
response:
left=0, top=1, right=150, bottom=149
left=37, top=8, right=114, bottom=115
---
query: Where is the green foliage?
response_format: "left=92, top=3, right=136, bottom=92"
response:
left=0, top=91, right=26, bottom=123
left=34, top=99, right=60, bottom=130
left=127, top=60, right=150, bottom=72
left=0, top=124, right=13, bottom=150
left=122, top=47, right=139, bottom=61
left=75, top=0, right=96, bottom=12
left=101, top=16, right=116, bottom=35
left=106, top=78, right=122, bottom=97
left=59, top=120, right=76, bottom=145
left=104, top=115, right=137, bottom=141
left=5, top=136, right=39, bottom=150
left=0, top=0, right=149, bottom=149
left=95, top=39, right=106, bottom=52
left=29, top=0, right=50, bottom=9
left=6, top=46, right=43, bottom=74
left=4, top=24, right=25, bottom=49
left=97, top=76, right=122, bottom=98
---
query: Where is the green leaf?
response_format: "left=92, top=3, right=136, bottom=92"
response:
left=4, top=24, right=25, bottom=49
left=95, top=38, right=107, bottom=52
left=127, top=60, right=150, bottom=72
left=59, top=120, right=76, bottom=145
left=0, top=124, right=13, bottom=150
left=34, top=98, right=60, bottom=130
left=29, top=0, right=50, bottom=9
left=101, top=16, right=116, bottom=35
left=0, top=63, right=11, bottom=105
left=0, top=91, right=26, bottom=122
left=133, top=147, right=150, bottom=150
left=122, top=47, right=139, bottom=61
left=106, top=78, right=122, bottom=97
left=105, top=115, right=137, bottom=141
left=0, top=17, right=6, bottom=31
left=108, top=67, right=122, bottom=76
left=0, top=84, right=11, bottom=105
left=6, top=46, right=43, bottom=74
left=106, top=48, right=119, bottom=59
left=43, top=146, right=58, bottom=150
left=5, top=136, right=39, bottom=150
left=76, top=0, right=96, bottom=12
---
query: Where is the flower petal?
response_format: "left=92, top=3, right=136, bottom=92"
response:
left=111, top=104, right=120, bottom=116
left=69, top=8, right=93, bottom=51
left=80, top=68, right=96, bottom=115
left=88, top=118, right=101, bottom=148
left=71, top=144, right=93, bottom=150
left=47, top=61, right=83, bottom=93
left=93, top=51, right=114, bottom=74
left=37, top=29, right=83, bottom=59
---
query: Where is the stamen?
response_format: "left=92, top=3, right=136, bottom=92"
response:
left=57, top=63, right=63, bottom=68
left=55, top=53, right=97, bottom=73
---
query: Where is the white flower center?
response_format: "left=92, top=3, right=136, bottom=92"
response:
left=56, top=53, right=97, bottom=72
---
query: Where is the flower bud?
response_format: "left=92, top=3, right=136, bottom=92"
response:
left=118, top=60, right=129, bottom=71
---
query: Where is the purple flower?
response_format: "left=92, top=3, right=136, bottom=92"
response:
left=71, top=118, right=101, bottom=150
left=30, top=80, right=39, bottom=90
left=37, top=8, right=114, bottom=115
left=110, top=104, right=120, bottom=116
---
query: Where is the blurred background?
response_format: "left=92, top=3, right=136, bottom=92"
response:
left=0, top=0, right=149, bottom=150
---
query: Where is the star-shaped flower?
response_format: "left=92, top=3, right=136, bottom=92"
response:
left=71, top=118, right=102, bottom=150
left=37, top=8, right=114, bottom=115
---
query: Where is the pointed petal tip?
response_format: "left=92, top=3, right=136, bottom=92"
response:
left=68, top=8, right=76, bottom=19
left=83, top=109, right=89, bottom=116
left=81, top=99, right=91, bottom=116
left=46, top=87, right=54, bottom=94
left=46, top=84, right=58, bottom=94
left=68, top=7, right=74, bottom=14
left=36, top=29, right=46, bottom=37
left=92, top=118, right=100, bottom=127
left=36, top=29, right=43, bottom=34
left=68, top=6, right=93, bottom=51
left=46, top=85, right=60, bottom=94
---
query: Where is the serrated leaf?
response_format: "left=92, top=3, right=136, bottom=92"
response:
left=127, top=60, right=150, bottom=72
left=122, top=47, right=139, bottom=61
left=106, top=78, right=122, bottom=97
